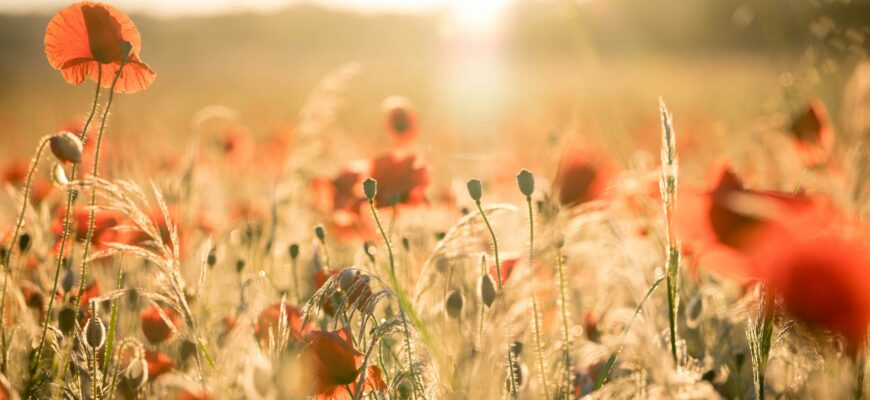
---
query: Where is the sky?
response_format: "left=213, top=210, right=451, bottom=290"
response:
left=0, top=0, right=504, bottom=16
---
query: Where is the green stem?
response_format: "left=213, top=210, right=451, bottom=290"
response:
left=73, top=61, right=125, bottom=311
left=368, top=200, right=418, bottom=400
left=755, top=287, right=775, bottom=400
left=525, top=197, right=550, bottom=399
left=556, top=250, right=572, bottom=396
left=476, top=201, right=502, bottom=289
left=1, top=135, right=51, bottom=374
left=102, top=265, right=123, bottom=377
left=665, top=245, right=679, bottom=365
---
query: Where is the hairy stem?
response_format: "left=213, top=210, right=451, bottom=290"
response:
left=476, top=201, right=502, bottom=289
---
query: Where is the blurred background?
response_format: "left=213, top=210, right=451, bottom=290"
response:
left=0, top=0, right=867, bottom=179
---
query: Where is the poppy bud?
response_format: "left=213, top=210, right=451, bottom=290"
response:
left=363, top=178, right=377, bottom=201
left=289, top=243, right=299, bottom=260
left=179, top=339, right=197, bottom=364
left=511, top=341, right=524, bottom=356
left=140, top=306, right=179, bottom=344
left=49, top=131, right=83, bottom=163
left=445, top=289, right=463, bottom=319
left=83, top=311, right=106, bottom=350
left=402, top=237, right=410, bottom=251
left=122, top=354, right=149, bottom=392
left=18, top=233, right=31, bottom=253
left=207, top=247, right=216, bottom=267
left=466, top=179, right=482, bottom=202
left=314, top=225, right=326, bottom=243
left=338, top=269, right=356, bottom=292
left=50, top=162, right=69, bottom=186
left=478, top=274, right=497, bottom=308
left=58, top=307, right=77, bottom=333
left=516, top=169, right=535, bottom=197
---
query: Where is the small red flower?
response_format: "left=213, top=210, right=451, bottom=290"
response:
left=144, top=349, right=173, bottom=379
left=789, top=99, right=834, bottom=167
left=382, top=96, right=419, bottom=148
left=44, top=2, right=155, bottom=93
left=253, top=303, right=308, bottom=344
left=302, top=327, right=387, bottom=399
left=140, top=306, right=180, bottom=344
left=368, top=152, right=429, bottom=208
left=756, top=234, right=870, bottom=351
left=553, top=144, right=617, bottom=207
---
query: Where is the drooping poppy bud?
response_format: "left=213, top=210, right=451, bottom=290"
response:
left=49, top=132, right=83, bottom=163
left=83, top=302, right=106, bottom=350
left=479, top=274, right=497, bottom=308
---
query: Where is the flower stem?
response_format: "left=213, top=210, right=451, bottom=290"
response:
left=0, top=135, right=51, bottom=374
left=555, top=248, right=572, bottom=396
left=73, top=61, right=125, bottom=311
left=525, top=196, right=550, bottom=400
left=476, top=200, right=502, bottom=289
left=368, top=200, right=419, bottom=400
left=754, top=286, right=775, bottom=400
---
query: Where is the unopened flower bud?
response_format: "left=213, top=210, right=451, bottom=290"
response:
left=478, top=274, right=497, bottom=308
left=516, top=169, right=535, bottom=197
left=314, top=225, right=326, bottom=243
left=49, top=131, right=83, bottom=163
left=466, top=179, right=482, bottom=202
left=18, top=233, right=31, bottom=253
left=83, top=316, right=106, bottom=350
left=363, top=178, right=377, bottom=201
left=445, top=289, right=463, bottom=319
left=289, top=243, right=300, bottom=260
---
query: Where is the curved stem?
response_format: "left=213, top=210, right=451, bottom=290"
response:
left=476, top=201, right=501, bottom=289
left=73, top=61, right=125, bottom=311
left=0, top=135, right=51, bottom=373
left=32, top=67, right=104, bottom=378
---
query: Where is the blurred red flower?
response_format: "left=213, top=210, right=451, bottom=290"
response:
left=253, top=303, right=308, bottom=344
left=144, top=349, right=173, bottom=379
left=553, top=144, right=617, bottom=207
left=676, top=163, right=830, bottom=282
left=44, top=2, right=155, bottom=93
left=490, top=257, right=519, bottom=283
left=755, top=234, right=870, bottom=351
left=51, top=206, right=122, bottom=252
left=789, top=99, right=834, bottom=167
left=369, top=152, right=429, bottom=208
left=140, top=306, right=180, bottom=344
left=302, top=327, right=387, bottom=399
left=382, top=96, right=419, bottom=148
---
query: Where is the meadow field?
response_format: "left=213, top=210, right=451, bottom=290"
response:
left=0, top=0, right=868, bottom=398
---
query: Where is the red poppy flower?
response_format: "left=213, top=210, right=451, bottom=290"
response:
left=553, top=144, right=618, bottom=207
left=45, top=2, right=155, bottom=93
left=312, top=169, right=366, bottom=213
left=122, top=207, right=186, bottom=256
left=382, top=96, right=419, bottom=148
left=302, top=327, right=387, bottom=399
left=1, top=159, right=27, bottom=185
left=75, top=280, right=101, bottom=307
left=253, top=303, right=308, bottom=344
left=368, top=152, right=429, bottom=208
left=676, top=163, right=831, bottom=281
left=755, top=234, right=870, bottom=351
left=140, top=306, right=180, bottom=344
left=175, top=390, right=212, bottom=400
left=789, top=99, right=834, bottom=167
left=51, top=206, right=122, bottom=251
left=490, top=257, right=519, bottom=283
left=144, top=349, right=173, bottom=379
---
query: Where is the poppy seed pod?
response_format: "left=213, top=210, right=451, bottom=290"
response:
left=466, top=179, right=482, bottom=202
left=338, top=269, right=356, bottom=292
left=479, top=274, right=497, bottom=308
left=122, top=354, right=149, bottom=392
left=516, top=169, right=535, bottom=197
left=314, top=225, right=326, bottom=243
left=289, top=243, right=300, bottom=260
left=363, top=178, right=377, bottom=201
left=49, top=132, right=83, bottom=163
left=18, top=233, right=31, bottom=253
left=445, top=289, right=464, bottom=319
left=58, top=307, right=77, bottom=333
left=83, top=316, right=106, bottom=350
